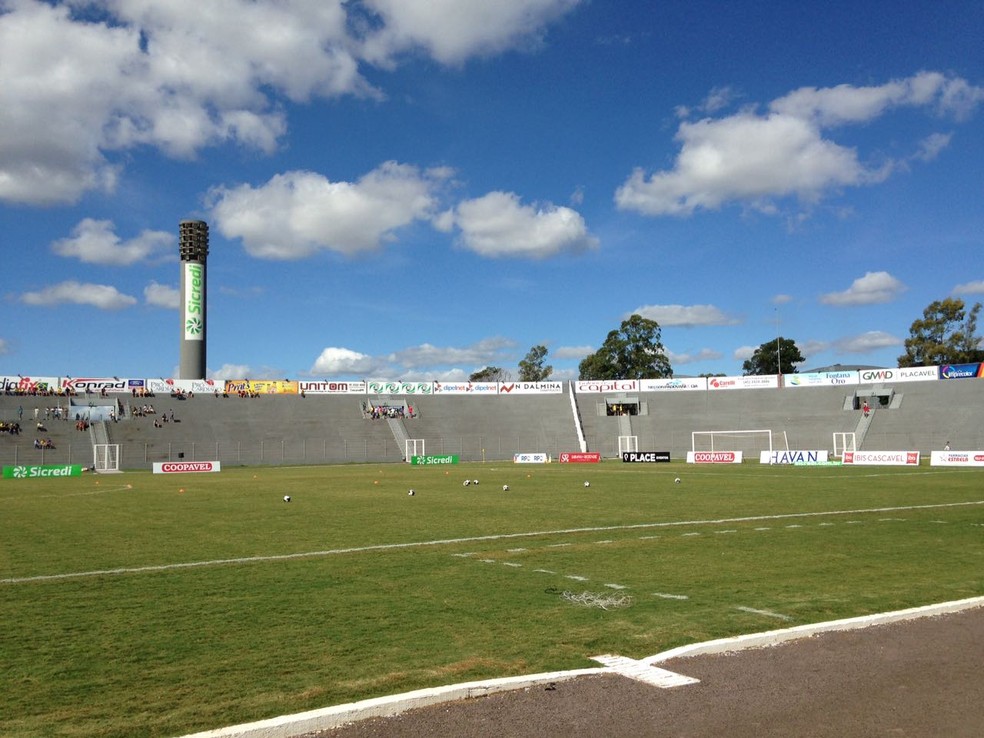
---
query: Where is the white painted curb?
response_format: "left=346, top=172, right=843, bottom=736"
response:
left=178, top=596, right=984, bottom=738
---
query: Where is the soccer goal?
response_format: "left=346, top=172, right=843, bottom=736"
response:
left=618, top=435, right=638, bottom=455
left=832, top=432, right=856, bottom=458
left=691, top=429, right=788, bottom=456
left=405, top=438, right=425, bottom=461
left=93, top=443, right=121, bottom=473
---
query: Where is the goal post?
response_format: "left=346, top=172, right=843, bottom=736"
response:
left=832, top=432, right=856, bottom=458
left=618, top=435, right=638, bottom=455
left=405, top=438, right=425, bottom=461
left=93, top=443, right=120, bottom=473
left=691, top=430, right=788, bottom=456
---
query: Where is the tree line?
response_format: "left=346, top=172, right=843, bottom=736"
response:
left=469, top=298, right=983, bottom=381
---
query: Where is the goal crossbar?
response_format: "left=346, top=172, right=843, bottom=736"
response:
left=691, top=429, right=788, bottom=454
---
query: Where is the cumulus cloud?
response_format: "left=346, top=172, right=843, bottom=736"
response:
left=20, top=280, right=137, bottom=310
left=630, top=304, right=741, bottom=327
left=820, top=271, right=907, bottom=306
left=669, top=347, right=722, bottom=365
left=52, top=219, right=174, bottom=265
left=616, top=72, right=984, bottom=217
left=553, top=345, right=593, bottom=360
left=144, top=282, right=180, bottom=309
left=449, top=191, right=599, bottom=258
left=208, top=163, right=448, bottom=258
left=387, top=337, right=515, bottom=370
left=310, top=347, right=378, bottom=376
left=359, top=0, right=582, bottom=65
left=0, top=1, right=581, bottom=205
left=833, top=331, right=901, bottom=354
left=953, top=280, right=984, bottom=294
left=0, top=338, right=9, bottom=356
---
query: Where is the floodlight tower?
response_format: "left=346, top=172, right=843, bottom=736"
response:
left=178, top=220, right=209, bottom=380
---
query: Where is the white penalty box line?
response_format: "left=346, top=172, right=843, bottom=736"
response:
left=5, top=500, right=983, bottom=585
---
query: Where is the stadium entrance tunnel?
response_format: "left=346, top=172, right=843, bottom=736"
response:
left=853, top=387, right=896, bottom=410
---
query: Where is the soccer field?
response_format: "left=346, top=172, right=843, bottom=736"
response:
left=2, top=462, right=982, bottom=737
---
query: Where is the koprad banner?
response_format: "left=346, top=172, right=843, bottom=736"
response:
left=152, top=461, right=222, bottom=474
left=686, top=451, right=743, bottom=464
left=842, top=451, right=920, bottom=466
left=3, top=464, right=83, bottom=479
left=559, top=452, right=601, bottom=463
left=410, top=455, right=459, bottom=465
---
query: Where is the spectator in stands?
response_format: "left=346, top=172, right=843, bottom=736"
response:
left=862, top=400, right=870, bottom=418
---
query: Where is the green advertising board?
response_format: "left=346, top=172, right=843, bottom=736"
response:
left=3, top=464, right=83, bottom=479
left=410, top=455, right=459, bottom=465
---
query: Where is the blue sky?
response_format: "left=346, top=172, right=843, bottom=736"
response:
left=1, top=0, right=982, bottom=381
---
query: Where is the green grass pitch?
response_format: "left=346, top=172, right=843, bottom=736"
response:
left=2, top=461, right=982, bottom=737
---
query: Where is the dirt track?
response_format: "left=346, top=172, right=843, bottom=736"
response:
left=305, top=605, right=984, bottom=738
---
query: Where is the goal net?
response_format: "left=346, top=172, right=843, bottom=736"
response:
left=93, top=443, right=120, bottom=473
left=618, top=435, right=638, bottom=454
left=405, top=438, right=425, bottom=461
left=832, top=432, right=856, bottom=458
left=691, top=430, right=788, bottom=456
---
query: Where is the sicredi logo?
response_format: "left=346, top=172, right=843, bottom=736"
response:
left=3, top=465, right=82, bottom=479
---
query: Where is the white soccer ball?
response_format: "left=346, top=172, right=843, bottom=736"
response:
left=463, top=479, right=471, bottom=487
left=472, top=479, right=479, bottom=485
left=674, top=477, right=681, bottom=484
left=583, top=481, right=590, bottom=487
left=408, top=489, right=415, bottom=496
left=283, top=495, right=291, bottom=502
left=502, top=484, right=509, bottom=491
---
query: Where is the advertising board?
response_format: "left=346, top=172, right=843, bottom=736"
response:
left=686, top=451, right=743, bottom=463
left=558, top=452, right=601, bottom=463
left=3, top=465, right=83, bottom=479
left=621, top=451, right=671, bottom=463
left=929, top=451, right=984, bottom=467
left=152, top=461, right=222, bottom=474
left=842, top=451, right=920, bottom=466
left=759, top=450, right=830, bottom=464
left=513, top=453, right=549, bottom=464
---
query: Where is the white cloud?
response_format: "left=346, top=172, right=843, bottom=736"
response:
left=207, top=363, right=288, bottom=381
left=0, top=1, right=581, bottom=205
left=553, top=344, right=593, bottom=360
left=208, top=163, right=448, bottom=258
left=144, top=282, right=180, bottom=309
left=733, top=345, right=756, bottom=361
left=310, top=347, right=378, bottom=375
left=953, top=280, right=984, bottom=294
left=772, top=294, right=793, bottom=305
left=52, top=219, right=174, bottom=265
left=386, top=337, right=515, bottom=370
left=669, top=347, right=722, bottom=365
left=616, top=72, right=983, bottom=217
left=359, top=0, right=582, bottom=65
left=450, top=191, right=598, bottom=258
left=630, top=304, right=741, bottom=327
left=833, top=331, right=901, bottom=354
left=820, top=271, right=907, bottom=306
left=0, top=338, right=9, bottom=356
left=913, top=132, right=952, bottom=162
left=20, top=280, right=137, bottom=310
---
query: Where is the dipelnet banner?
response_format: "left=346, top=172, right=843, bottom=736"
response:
left=3, top=464, right=83, bottom=479
left=145, top=378, right=220, bottom=394
left=842, top=451, right=920, bottom=466
left=433, top=381, right=498, bottom=394
left=930, top=451, right=984, bottom=467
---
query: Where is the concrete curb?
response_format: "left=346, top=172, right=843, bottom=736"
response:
left=178, top=596, right=984, bottom=738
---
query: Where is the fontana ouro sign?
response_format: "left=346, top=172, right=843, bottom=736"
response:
left=152, top=461, right=221, bottom=474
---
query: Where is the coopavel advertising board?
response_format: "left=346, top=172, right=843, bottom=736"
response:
left=152, top=461, right=222, bottom=474
left=686, top=451, right=743, bottom=464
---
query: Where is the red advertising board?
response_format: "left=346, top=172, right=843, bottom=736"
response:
left=559, top=452, right=602, bottom=463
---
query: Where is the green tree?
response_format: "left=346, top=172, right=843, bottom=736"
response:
left=517, top=345, right=552, bottom=382
left=469, top=366, right=508, bottom=382
left=742, top=337, right=804, bottom=376
left=898, top=298, right=984, bottom=367
left=578, top=314, right=672, bottom=380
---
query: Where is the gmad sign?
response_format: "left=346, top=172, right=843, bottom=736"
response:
left=3, top=464, right=83, bottom=479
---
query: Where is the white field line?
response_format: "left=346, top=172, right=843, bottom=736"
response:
left=736, top=605, right=794, bottom=621
left=5, top=500, right=983, bottom=586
